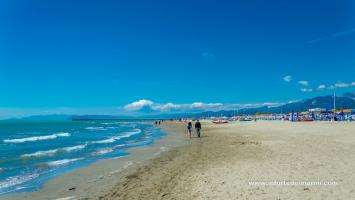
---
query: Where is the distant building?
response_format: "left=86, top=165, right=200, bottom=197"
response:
left=336, top=109, right=353, bottom=114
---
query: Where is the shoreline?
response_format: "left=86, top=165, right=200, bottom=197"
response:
left=1, top=122, right=189, bottom=200
left=3, top=120, right=355, bottom=199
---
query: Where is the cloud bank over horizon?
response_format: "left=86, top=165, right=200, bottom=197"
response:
left=0, top=101, right=285, bottom=119
left=123, top=99, right=284, bottom=114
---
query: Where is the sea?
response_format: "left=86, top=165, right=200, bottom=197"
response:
left=0, top=120, right=165, bottom=195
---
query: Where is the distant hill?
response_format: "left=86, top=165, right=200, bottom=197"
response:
left=71, top=115, right=131, bottom=120
left=274, top=94, right=355, bottom=113
left=198, top=93, right=355, bottom=117
left=8, top=114, right=73, bottom=122
left=3, top=115, right=131, bottom=122
left=343, top=92, right=355, bottom=99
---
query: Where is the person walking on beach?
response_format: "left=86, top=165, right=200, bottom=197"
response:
left=195, top=120, right=202, bottom=138
left=187, top=122, right=192, bottom=139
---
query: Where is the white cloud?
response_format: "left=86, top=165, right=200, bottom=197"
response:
left=288, top=100, right=300, bottom=104
left=152, top=102, right=223, bottom=112
left=123, top=100, right=154, bottom=111
left=281, top=76, right=354, bottom=92
left=283, top=75, right=292, bottom=82
left=326, top=81, right=355, bottom=89
left=191, top=102, right=222, bottom=108
left=298, top=80, right=309, bottom=86
left=124, top=100, right=224, bottom=112
left=152, top=103, right=179, bottom=111
left=335, top=82, right=350, bottom=88
left=123, top=100, right=283, bottom=113
left=317, top=85, right=326, bottom=90
left=301, top=88, right=313, bottom=93
left=191, top=102, right=204, bottom=108
left=295, top=81, right=355, bottom=92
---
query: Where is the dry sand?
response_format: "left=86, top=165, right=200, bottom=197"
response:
left=3, top=121, right=355, bottom=200
left=95, top=121, right=355, bottom=200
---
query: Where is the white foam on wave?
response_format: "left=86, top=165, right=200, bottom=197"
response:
left=21, top=149, right=58, bottom=158
left=62, top=144, right=87, bottom=152
left=91, top=129, right=142, bottom=145
left=0, top=173, right=40, bottom=190
left=113, top=144, right=127, bottom=149
left=3, top=133, right=71, bottom=143
left=85, top=127, right=107, bottom=131
left=21, top=144, right=87, bottom=158
left=101, top=122, right=115, bottom=125
left=47, top=158, right=83, bottom=167
left=106, top=126, right=117, bottom=129
left=91, top=148, right=114, bottom=156
left=91, top=138, right=116, bottom=144
left=114, top=129, right=142, bottom=140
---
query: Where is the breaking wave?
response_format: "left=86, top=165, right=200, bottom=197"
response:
left=3, top=133, right=71, bottom=143
left=46, top=158, right=84, bottom=167
left=91, top=148, right=114, bottom=156
left=91, top=129, right=142, bottom=144
left=0, top=173, right=40, bottom=190
left=21, top=144, right=87, bottom=158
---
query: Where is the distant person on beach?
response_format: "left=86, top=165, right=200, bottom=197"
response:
left=155, top=121, right=158, bottom=125
left=195, top=120, right=202, bottom=138
left=158, top=121, right=161, bottom=125
left=187, top=122, right=192, bottom=139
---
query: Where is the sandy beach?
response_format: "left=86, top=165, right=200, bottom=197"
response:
left=2, top=120, right=355, bottom=200
left=94, top=121, right=355, bottom=200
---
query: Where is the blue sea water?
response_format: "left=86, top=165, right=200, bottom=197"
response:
left=0, top=120, right=164, bottom=195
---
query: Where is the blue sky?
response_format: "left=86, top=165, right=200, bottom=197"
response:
left=0, top=0, right=354, bottom=118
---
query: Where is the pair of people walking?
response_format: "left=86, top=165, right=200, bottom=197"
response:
left=187, top=120, right=202, bottom=139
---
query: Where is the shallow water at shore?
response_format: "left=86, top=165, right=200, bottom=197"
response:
left=0, top=120, right=164, bottom=195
